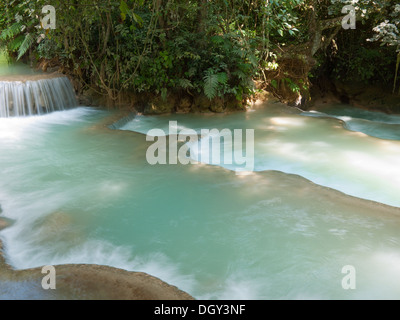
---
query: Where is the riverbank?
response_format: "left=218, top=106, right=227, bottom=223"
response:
left=308, top=77, right=400, bottom=114
left=12, top=60, right=399, bottom=117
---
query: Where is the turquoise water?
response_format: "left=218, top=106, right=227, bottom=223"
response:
left=122, top=104, right=400, bottom=208
left=301, top=105, right=400, bottom=141
left=1, top=100, right=400, bottom=299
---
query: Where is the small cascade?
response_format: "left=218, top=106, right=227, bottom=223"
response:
left=0, top=76, right=77, bottom=117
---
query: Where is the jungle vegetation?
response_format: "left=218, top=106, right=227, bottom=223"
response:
left=1, top=0, right=399, bottom=111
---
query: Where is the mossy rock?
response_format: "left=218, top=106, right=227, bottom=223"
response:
left=209, top=97, right=226, bottom=113
left=191, top=94, right=213, bottom=113
left=176, top=95, right=193, bottom=113
left=143, top=94, right=178, bottom=114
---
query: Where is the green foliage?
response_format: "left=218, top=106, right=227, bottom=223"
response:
left=203, top=69, right=219, bottom=100
left=1, top=0, right=399, bottom=106
left=17, top=33, right=35, bottom=60
left=36, top=38, right=58, bottom=60
left=0, top=0, right=263, bottom=103
left=284, top=78, right=301, bottom=93
left=0, top=23, right=24, bottom=41
left=330, top=45, right=392, bottom=83
left=0, top=0, right=46, bottom=61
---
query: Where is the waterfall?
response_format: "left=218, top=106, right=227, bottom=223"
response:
left=0, top=76, right=77, bottom=117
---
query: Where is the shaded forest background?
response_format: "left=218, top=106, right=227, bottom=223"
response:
left=1, top=0, right=399, bottom=113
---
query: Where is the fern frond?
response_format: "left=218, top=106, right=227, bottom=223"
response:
left=186, top=67, right=197, bottom=77
left=17, top=33, right=35, bottom=60
left=232, top=46, right=244, bottom=58
left=217, top=72, right=228, bottom=85
left=232, top=70, right=247, bottom=80
left=0, top=22, right=23, bottom=40
left=8, top=35, right=25, bottom=52
left=178, top=78, right=193, bottom=89
left=203, top=69, right=219, bottom=100
left=211, top=36, right=224, bottom=44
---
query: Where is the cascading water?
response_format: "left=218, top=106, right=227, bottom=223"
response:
left=0, top=76, right=77, bottom=117
left=1, top=101, right=400, bottom=299
left=1, top=58, right=400, bottom=299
